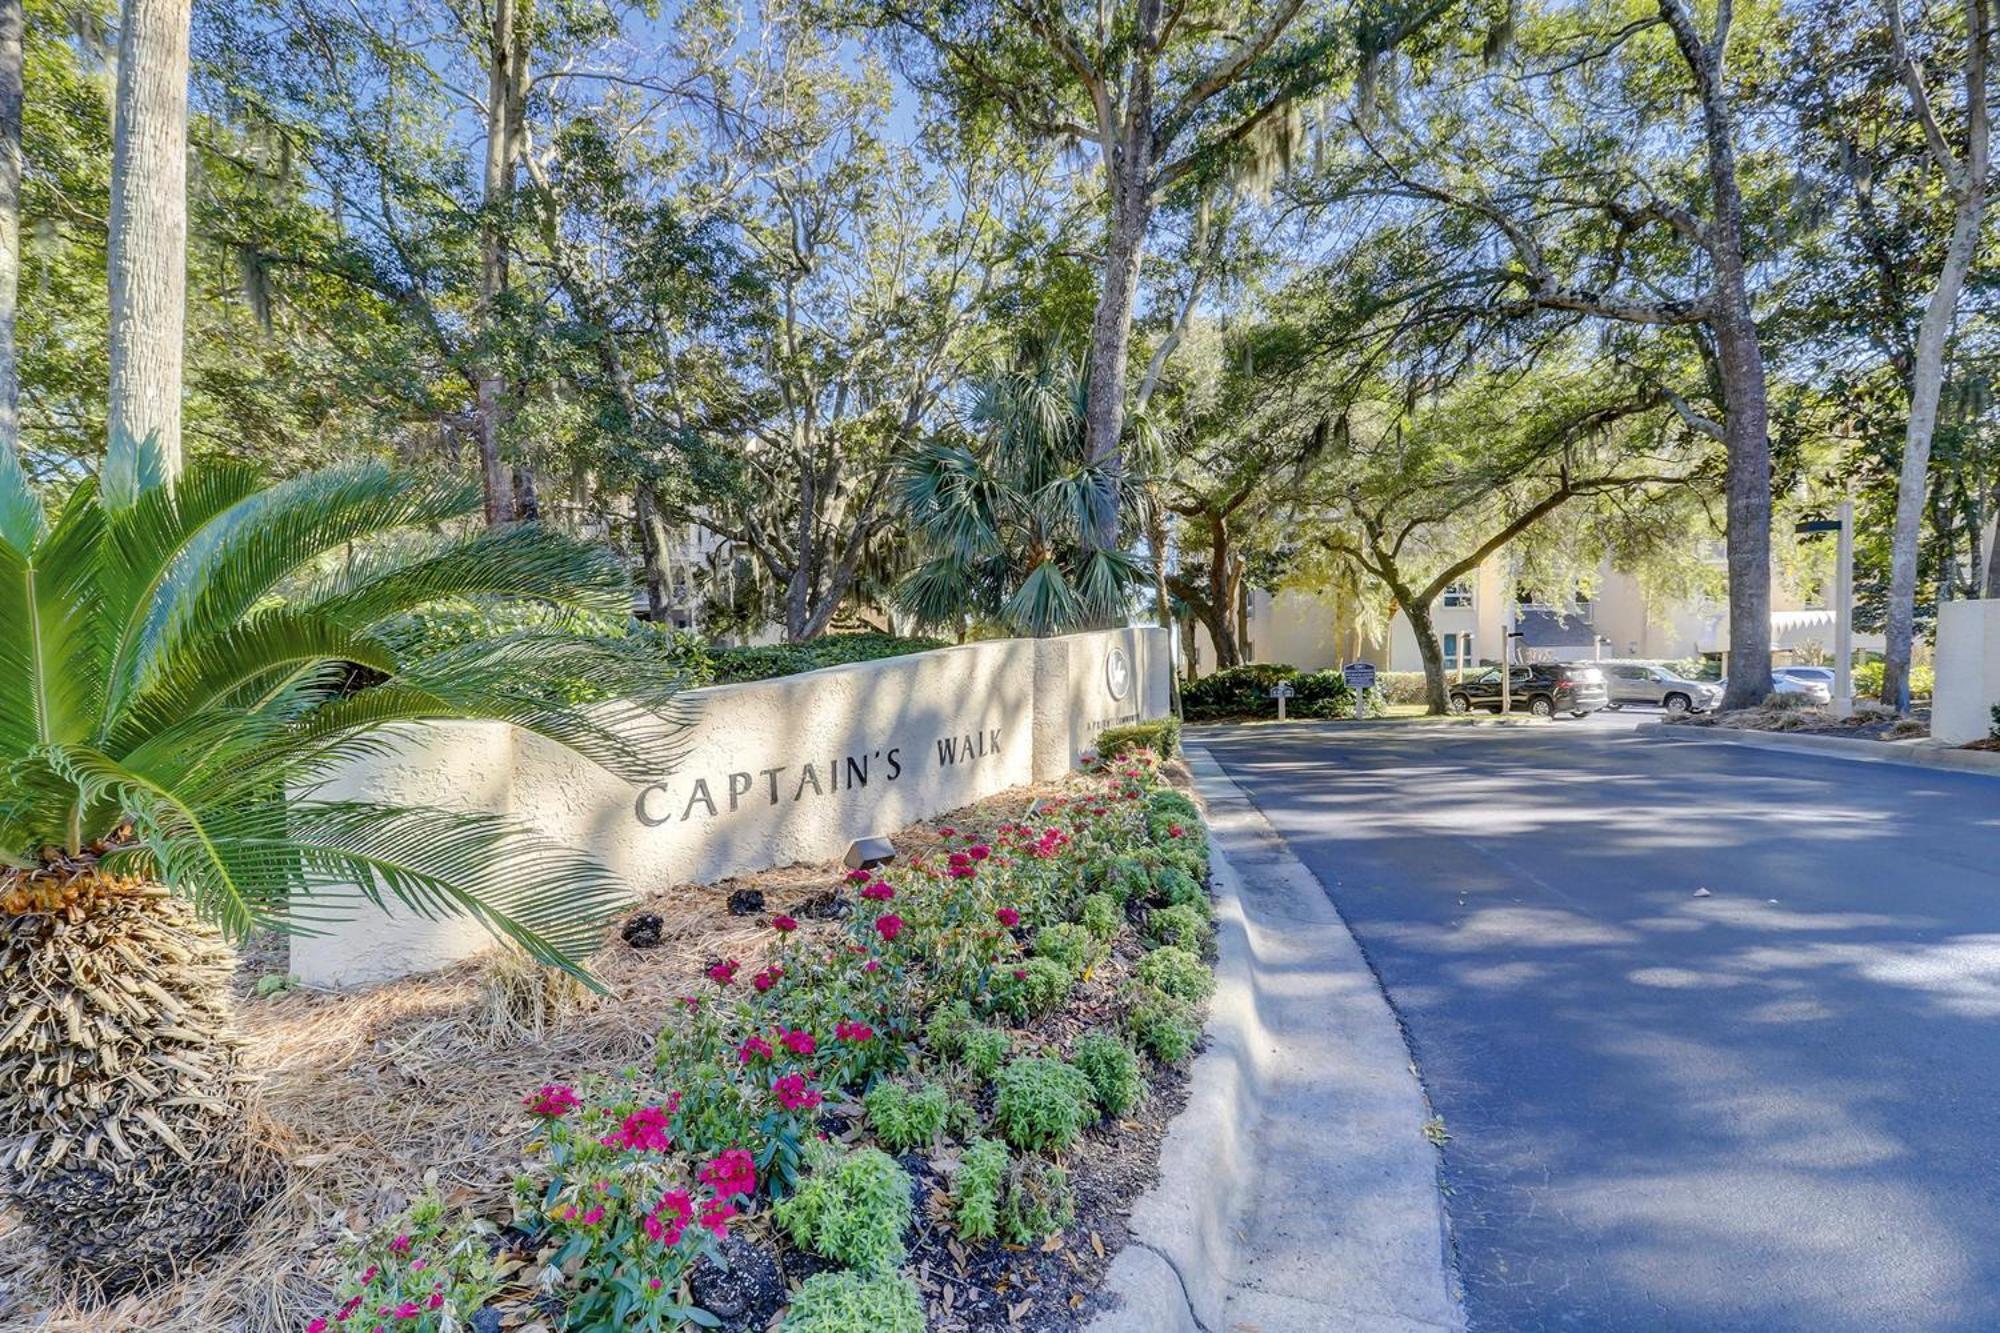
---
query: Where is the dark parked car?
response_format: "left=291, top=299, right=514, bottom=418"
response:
left=1449, top=664, right=1609, bottom=719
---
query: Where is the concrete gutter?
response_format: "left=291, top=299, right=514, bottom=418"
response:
left=1635, top=720, right=2000, bottom=778
left=1089, top=747, right=1464, bottom=1333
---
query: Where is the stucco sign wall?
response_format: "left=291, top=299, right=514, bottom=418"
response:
left=292, top=627, right=1172, bottom=987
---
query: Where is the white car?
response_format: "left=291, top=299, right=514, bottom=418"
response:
left=1719, top=671, right=1832, bottom=706
left=1602, top=663, right=1725, bottom=716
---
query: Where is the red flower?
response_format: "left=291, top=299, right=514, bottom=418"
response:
left=738, top=1034, right=774, bottom=1064
left=645, top=1189, right=694, bottom=1246
left=601, top=1104, right=673, bottom=1153
left=950, top=863, right=977, bottom=879
left=969, top=844, right=991, bottom=861
left=835, top=1019, right=875, bottom=1043
left=860, top=880, right=895, bottom=901
left=707, top=958, right=741, bottom=986
left=846, top=868, right=872, bottom=883
left=862, top=959, right=881, bottom=973
left=781, top=1027, right=817, bottom=1056
left=1168, top=824, right=1186, bottom=838
left=753, top=966, right=784, bottom=993
left=772, top=914, right=799, bottom=933
left=949, top=851, right=972, bottom=869
left=773, top=1073, right=822, bottom=1111
left=524, top=1083, right=580, bottom=1118
left=875, top=913, right=905, bottom=941
left=938, top=825, right=957, bottom=837
left=1012, top=968, right=1028, bottom=980
left=700, top=1196, right=738, bottom=1239
left=995, top=907, right=1021, bottom=928
left=699, top=1148, right=757, bottom=1200
left=387, top=1233, right=411, bottom=1256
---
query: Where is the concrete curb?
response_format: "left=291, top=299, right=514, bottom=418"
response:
left=1088, top=747, right=1464, bottom=1333
left=1635, top=721, right=2000, bottom=777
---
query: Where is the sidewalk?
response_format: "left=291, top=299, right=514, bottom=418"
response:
left=1089, top=746, right=1464, bottom=1333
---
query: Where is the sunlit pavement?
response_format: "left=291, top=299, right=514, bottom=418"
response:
left=1195, top=716, right=2000, bottom=1333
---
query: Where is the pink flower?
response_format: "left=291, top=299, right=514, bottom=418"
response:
left=427, top=1292, right=444, bottom=1311
left=781, top=1028, right=817, bottom=1056
left=700, top=1148, right=757, bottom=1200
left=995, top=907, right=1021, bottom=928
left=523, top=1082, right=579, bottom=1117
left=645, top=1189, right=694, bottom=1247
left=737, top=1034, right=774, bottom=1064
left=969, top=844, right=991, bottom=861
left=387, top=1234, right=411, bottom=1256
left=950, top=862, right=977, bottom=879
left=701, top=1197, right=738, bottom=1239
left=846, top=868, right=871, bottom=883
left=1012, top=967, right=1028, bottom=981
left=835, top=1019, right=875, bottom=1043
left=308, top=1321, right=328, bottom=1333
left=875, top=914, right=904, bottom=942
left=772, top=914, right=799, bottom=933
left=949, top=851, right=972, bottom=870
left=582, top=1205, right=605, bottom=1225
left=392, top=1303, right=420, bottom=1320
left=860, top=880, right=895, bottom=901
left=707, top=958, right=741, bottom=985
left=753, top=966, right=784, bottom=993
left=1169, top=824, right=1186, bottom=838
left=774, top=1073, right=823, bottom=1111
left=360, top=1266, right=379, bottom=1285
left=601, top=1104, right=673, bottom=1153
left=862, top=959, right=881, bottom=973
left=649, top=1276, right=664, bottom=1291
left=938, top=825, right=957, bottom=837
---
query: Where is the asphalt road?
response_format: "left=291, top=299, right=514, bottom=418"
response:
left=1196, top=714, right=2000, bottom=1333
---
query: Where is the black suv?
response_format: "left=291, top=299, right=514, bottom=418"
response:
left=1448, top=664, right=1609, bottom=719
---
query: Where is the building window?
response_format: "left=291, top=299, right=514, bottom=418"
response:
left=1443, top=632, right=1459, bottom=665
left=1442, top=581, right=1474, bottom=608
left=1443, top=632, right=1473, bottom=669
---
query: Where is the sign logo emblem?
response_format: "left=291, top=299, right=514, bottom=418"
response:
left=1105, top=646, right=1131, bottom=701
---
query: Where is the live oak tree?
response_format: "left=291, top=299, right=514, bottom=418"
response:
left=866, top=0, right=1421, bottom=548
left=1318, top=0, right=1790, bottom=708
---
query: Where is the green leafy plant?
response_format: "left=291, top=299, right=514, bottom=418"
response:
left=864, top=1080, right=952, bottom=1152
left=1000, top=1157, right=1076, bottom=1244
left=0, top=444, right=684, bottom=1288
left=781, top=1268, right=926, bottom=1333
left=962, top=1025, right=1011, bottom=1080
left=1137, top=945, right=1214, bottom=1004
left=993, top=1056, right=1096, bottom=1152
left=1033, top=921, right=1099, bottom=977
left=924, top=997, right=978, bottom=1058
left=775, top=1144, right=913, bottom=1271
left=708, top=633, right=947, bottom=684
left=1153, top=864, right=1209, bottom=913
left=1092, top=716, right=1181, bottom=759
left=1148, top=902, right=1211, bottom=952
left=1100, top=855, right=1154, bottom=905
left=1125, top=983, right=1203, bottom=1064
left=1071, top=1032, right=1143, bottom=1117
left=1079, top=892, right=1122, bottom=942
left=951, top=1136, right=1010, bottom=1243
left=989, top=956, right=1072, bottom=1020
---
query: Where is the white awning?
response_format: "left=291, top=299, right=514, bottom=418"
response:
left=1771, top=609, right=1837, bottom=633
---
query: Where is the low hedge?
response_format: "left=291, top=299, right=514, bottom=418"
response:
left=1183, top=663, right=1384, bottom=721
left=1092, top=717, right=1181, bottom=760
left=709, top=632, right=948, bottom=683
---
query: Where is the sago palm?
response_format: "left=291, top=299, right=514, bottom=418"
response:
left=896, top=357, right=1143, bottom=636
left=0, top=439, right=685, bottom=1293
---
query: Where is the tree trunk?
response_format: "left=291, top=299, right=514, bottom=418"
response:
left=635, top=484, right=671, bottom=621
left=1404, top=597, right=1451, bottom=715
left=1082, top=147, right=1152, bottom=550
left=1667, top=8, right=1774, bottom=710
left=1881, top=0, right=1989, bottom=709
left=1202, top=523, right=1241, bottom=667
left=0, top=0, right=20, bottom=458
left=105, top=0, right=190, bottom=486
left=474, top=0, right=525, bottom=525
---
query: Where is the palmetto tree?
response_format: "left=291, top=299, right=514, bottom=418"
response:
left=896, top=358, right=1145, bottom=636
left=0, top=439, right=685, bottom=1292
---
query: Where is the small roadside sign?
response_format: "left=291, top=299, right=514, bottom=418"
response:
left=1270, top=680, right=1295, bottom=720
left=1342, top=661, right=1378, bottom=691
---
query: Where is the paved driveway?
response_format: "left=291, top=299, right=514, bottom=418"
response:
left=1196, top=718, right=2000, bottom=1332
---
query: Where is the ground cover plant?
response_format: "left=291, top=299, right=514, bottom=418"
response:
left=4, top=757, right=1215, bottom=1331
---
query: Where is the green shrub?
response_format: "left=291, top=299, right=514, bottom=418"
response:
left=1125, top=983, right=1202, bottom=1064
left=708, top=632, right=948, bottom=684
left=1374, top=670, right=1432, bottom=705
left=1000, top=1158, right=1076, bottom=1245
left=1292, top=669, right=1359, bottom=719
left=1079, top=892, right=1122, bottom=942
left=1093, top=716, right=1181, bottom=760
left=962, top=1026, right=1011, bottom=1080
left=1853, top=659, right=1933, bottom=700
left=865, top=1081, right=952, bottom=1152
left=782, top=1269, right=926, bottom=1333
left=1071, top=1032, right=1142, bottom=1117
left=952, top=1136, right=1009, bottom=1243
left=925, top=998, right=977, bottom=1058
left=1101, top=855, right=1153, bottom=904
left=1033, top=922, right=1099, bottom=977
left=1153, top=864, right=1208, bottom=913
left=992, top=1056, right=1096, bottom=1152
left=1181, top=663, right=1300, bottom=720
left=775, top=1145, right=913, bottom=1271
left=1137, top=945, right=1214, bottom=1004
left=1149, top=902, right=1211, bottom=952
left=1992, top=702, right=2000, bottom=740
left=990, top=956, right=1071, bottom=1020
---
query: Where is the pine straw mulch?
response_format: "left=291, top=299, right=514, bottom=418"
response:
left=0, top=762, right=1202, bottom=1333
left=1670, top=700, right=1932, bottom=740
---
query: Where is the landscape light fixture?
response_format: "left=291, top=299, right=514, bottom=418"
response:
left=845, top=836, right=897, bottom=870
